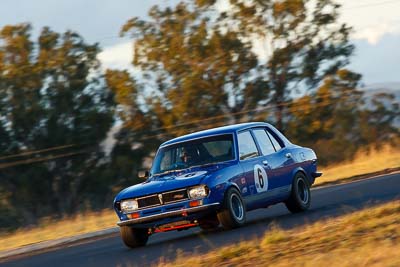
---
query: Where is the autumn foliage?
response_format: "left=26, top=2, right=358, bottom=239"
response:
left=0, top=0, right=398, bottom=230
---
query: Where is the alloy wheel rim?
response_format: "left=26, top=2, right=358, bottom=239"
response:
left=297, top=178, right=309, bottom=204
left=231, top=193, right=244, bottom=220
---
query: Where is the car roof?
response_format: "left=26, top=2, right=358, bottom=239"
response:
left=160, top=122, right=272, bottom=147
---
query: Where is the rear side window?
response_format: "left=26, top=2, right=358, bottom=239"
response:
left=253, top=129, right=276, bottom=155
left=238, top=131, right=259, bottom=160
left=267, top=130, right=282, bottom=151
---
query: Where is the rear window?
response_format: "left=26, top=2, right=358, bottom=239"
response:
left=267, top=130, right=282, bottom=151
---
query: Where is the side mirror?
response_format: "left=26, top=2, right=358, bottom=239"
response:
left=138, top=170, right=149, bottom=179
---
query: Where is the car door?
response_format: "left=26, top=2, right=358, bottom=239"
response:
left=237, top=130, right=274, bottom=209
left=251, top=128, right=281, bottom=191
left=265, top=127, right=294, bottom=193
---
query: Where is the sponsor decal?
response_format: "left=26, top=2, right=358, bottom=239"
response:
left=253, top=164, right=268, bottom=193
left=173, top=194, right=185, bottom=199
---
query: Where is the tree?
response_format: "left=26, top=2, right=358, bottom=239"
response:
left=108, top=0, right=363, bottom=171
left=285, top=69, right=363, bottom=164
left=119, top=2, right=264, bottom=138
left=197, top=0, right=355, bottom=129
left=0, top=24, right=114, bottom=228
left=285, top=69, right=399, bottom=165
left=358, top=92, right=400, bottom=146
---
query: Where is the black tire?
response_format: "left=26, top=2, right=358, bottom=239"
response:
left=285, top=172, right=311, bottom=213
left=217, top=187, right=246, bottom=229
left=120, top=226, right=149, bottom=248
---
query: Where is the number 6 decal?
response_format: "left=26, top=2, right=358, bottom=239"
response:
left=254, top=164, right=268, bottom=193
left=258, top=168, right=264, bottom=188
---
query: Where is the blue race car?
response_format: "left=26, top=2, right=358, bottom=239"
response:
left=113, top=122, right=322, bottom=248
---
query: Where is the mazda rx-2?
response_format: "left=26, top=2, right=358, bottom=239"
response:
left=113, top=122, right=322, bottom=248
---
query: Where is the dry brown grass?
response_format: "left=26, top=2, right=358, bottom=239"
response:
left=0, top=143, right=398, bottom=253
left=0, top=209, right=116, bottom=252
left=161, top=200, right=400, bottom=267
left=316, top=143, right=400, bottom=186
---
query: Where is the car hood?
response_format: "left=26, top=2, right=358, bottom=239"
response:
left=115, top=165, right=225, bottom=201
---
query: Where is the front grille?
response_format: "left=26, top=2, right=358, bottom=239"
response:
left=135, top=188, right=189, bottom=209
left=162, top=189, right=189, bottom=204
left=137, top=194, right=161, bottom=208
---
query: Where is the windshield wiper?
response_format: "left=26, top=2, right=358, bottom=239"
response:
left=189, top=162, right=220, bottom=169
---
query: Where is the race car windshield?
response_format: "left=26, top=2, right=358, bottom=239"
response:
left=151, top=134, right=234, bottom=175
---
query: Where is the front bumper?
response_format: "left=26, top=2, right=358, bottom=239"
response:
left=117, top=202, right=220, bottom=226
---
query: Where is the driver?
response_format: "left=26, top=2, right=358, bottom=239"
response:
left=180, top=147, right=199, bottom=164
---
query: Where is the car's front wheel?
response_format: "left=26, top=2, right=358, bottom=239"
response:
left=120, top=226, right=149, bottom=248
left=217, top=187, right=246, bottom=229
left=285, top=172, right=311, bottom=213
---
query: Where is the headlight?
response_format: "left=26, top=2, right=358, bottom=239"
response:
left=120, top=199, right=138, bottom=213
left=188, top=185, right=209, bottom=199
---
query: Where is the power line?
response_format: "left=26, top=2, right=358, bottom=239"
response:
left=343, top=0, right=400, bottom=10
left=0, top=87, right=371, bottom=169
left=0, top=144, right=77, bottom=161
left=0, top=151, right=87, bottom=169
left=356, top=18, right=400, bottom=30
left=92, top=1, right=400, bottom=45
left=142, top=88, right=360, bottom=134
left=0, top=142, right=98, bottom=165
left=0, top=89, right=362, bottom=161
left=138, top=91, right=364, bottom=141
left=0, top=86, right=361, bottom=161
left=0, top=87, right=362, bottom=164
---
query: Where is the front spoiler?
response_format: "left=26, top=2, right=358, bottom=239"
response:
left=117, top=203, right=220, bottom=226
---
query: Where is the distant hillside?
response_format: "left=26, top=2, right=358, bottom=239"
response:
left=363, top=82, right=400, bottom=91
left=362, top=82, right=400, bottom=103
left=362, top=83, right=400, bottom=128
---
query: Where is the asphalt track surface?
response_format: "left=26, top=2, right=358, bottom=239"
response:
left=2, top=173, right=400, bottom=267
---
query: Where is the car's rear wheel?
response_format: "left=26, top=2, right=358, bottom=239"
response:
left=285, top=172, right=311, bottom=213
left=120, top=226, right=149, bottom=248
left=217, top=187, right=246, bottom=229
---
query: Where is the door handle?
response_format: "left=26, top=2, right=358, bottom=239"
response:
left=262, top=160, right=269, bottom=166
left=285, top=153, right=292, bottom=158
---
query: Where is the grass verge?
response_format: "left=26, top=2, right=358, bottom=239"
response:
left=0, top=209, right=116, bottom=252
left=0, top=143, right=399, bottom=253
left=162, top=200, right=400, bottom=267
left=315, top=143, right=400, bottom=187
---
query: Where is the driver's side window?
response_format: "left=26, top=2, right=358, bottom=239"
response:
left=238, top=131, right=259, bottom=160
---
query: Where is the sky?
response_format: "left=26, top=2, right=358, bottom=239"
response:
left=0, top=0, right=400, bottom=86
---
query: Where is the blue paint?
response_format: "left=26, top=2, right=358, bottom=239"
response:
left=114, top=122, right=320, bottom=231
